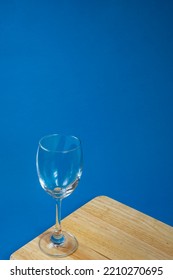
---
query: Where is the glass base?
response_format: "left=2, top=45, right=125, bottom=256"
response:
left=39, top=231, right=78, bottom=257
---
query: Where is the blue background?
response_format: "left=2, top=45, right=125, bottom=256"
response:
left=0, top=0, right=173, bottom=259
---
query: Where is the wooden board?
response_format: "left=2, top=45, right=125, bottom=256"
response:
left=10, top=196, right=173, bottom=260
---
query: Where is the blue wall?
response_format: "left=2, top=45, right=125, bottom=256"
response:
left=0, top=0, right=173, bottom=259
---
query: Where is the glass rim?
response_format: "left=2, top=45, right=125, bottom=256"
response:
left=38, top=133, right=82, bottom=153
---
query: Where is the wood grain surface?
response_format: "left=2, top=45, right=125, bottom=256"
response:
left=10, top=196, right=173, bottom=260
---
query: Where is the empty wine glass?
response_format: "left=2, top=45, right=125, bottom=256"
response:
left=36, top=134, right=83, bottom=257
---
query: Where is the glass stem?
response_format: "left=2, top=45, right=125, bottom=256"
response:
left=51, top=198, right=64, bottom=244
left=55, top=198, right=62, bottom=235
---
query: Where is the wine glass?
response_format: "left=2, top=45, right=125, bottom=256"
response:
left=36, top=134, right=83, bottom=257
